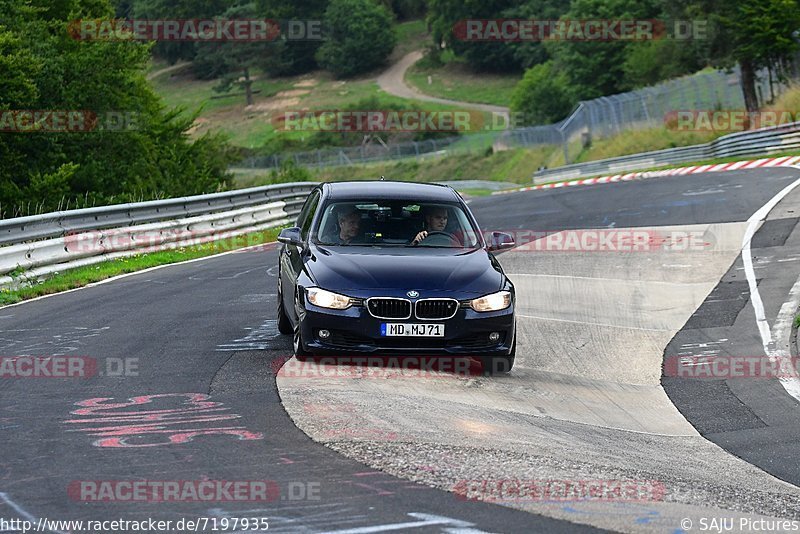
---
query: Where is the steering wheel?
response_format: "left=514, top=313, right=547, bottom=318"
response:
left=416, top=231, right=462, bottom=247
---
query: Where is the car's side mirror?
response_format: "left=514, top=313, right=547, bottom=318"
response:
left=487, top=231, right=515, bottom=252
left=278, top=227, right=304, bottom=247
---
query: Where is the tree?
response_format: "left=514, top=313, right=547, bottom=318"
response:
left=0, top=0, right=235, bottom=216
left=316, top=0, right=396, bottom=78
left=510, top=61, right=576, bottom=124
left=255, top=0, right=329, bottom=75
left=622, top=40, right=702, bottom=88
left=721, top=0, right=800, bottom=111
left=544, top=0, right=664, bottom=99
left=390, top=0, right=427, bottom=20
left=669, top=0, right=800, bottom=113
left=192, top=2, right=281, bottom=104
left=131, top=0, right=230, bottom=65
left=427, top=0, right=521, bottom=72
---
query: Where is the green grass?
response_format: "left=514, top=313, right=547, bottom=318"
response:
left=299, top=143, right=562, bottom=185
left=0, top=227, right=284, bottom=307
left=457, top=188, right=494, bottom=197
left=405, top=51, right=520, bottom=107
left=571, top=126, right=724, bottom=164
left=393, top=20, right=429, bottom=60
left=147, top=19, right=460, bottom=150
left=795, top=315, right=800, bottom=329
left=152, top=66, right=479, bottom=149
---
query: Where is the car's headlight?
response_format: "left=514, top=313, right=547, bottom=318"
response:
left=307, top=287, right=352, bottom=310
left=470, top=290, right=511, bottom=312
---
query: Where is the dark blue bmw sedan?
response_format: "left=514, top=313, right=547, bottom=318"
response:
left=276, top=181, right=517, bottom=374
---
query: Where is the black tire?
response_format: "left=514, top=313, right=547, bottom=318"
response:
left=481, top=332, right=516, bottom=375
left=276, top=277, right=293, bottom=335
left=293, top=324, right=313, bottom=361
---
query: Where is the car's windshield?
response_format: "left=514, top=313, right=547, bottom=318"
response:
left=313, top=201, right=481, bottom=248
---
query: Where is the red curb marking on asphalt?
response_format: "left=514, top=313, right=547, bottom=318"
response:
left=493, top=156, right=800, bottom=195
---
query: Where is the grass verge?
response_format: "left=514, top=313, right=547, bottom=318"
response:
left=405, top=50, right=519, bottom=107
left=299, top=144, right=562, bottom=185
left=0, top=227, right=284, bottom=307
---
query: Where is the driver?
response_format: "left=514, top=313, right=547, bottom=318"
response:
left=411, top=206, right=449, bottom=245
left=332, top=206, right=362, bottom=245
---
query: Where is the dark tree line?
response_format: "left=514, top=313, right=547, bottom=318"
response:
left=0, top=0, right=237, bottom=217
left=428, top=0, right=800, bottom=122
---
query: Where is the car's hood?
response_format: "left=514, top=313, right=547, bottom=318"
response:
left=306, top=245, right=504, bottom=298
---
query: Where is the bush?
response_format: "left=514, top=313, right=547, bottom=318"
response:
left=268, top=160, right=313, bottom=184
left=510, top=61, right=577, bottom=125
left=315, top=0, right=397, bottom=78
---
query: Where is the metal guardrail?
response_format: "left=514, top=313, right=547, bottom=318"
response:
left=0, top=182, right=316, bottom=287
left=0, top=182, right=316, bottom=246
left=532, top=122, right=800, bottom=184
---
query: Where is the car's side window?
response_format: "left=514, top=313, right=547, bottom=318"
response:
left=298, top=191, right=321, bottom=239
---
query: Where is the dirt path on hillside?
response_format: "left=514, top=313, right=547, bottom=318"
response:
left=377, top=51, right=509, bottom=113
left=147, top=62, right=190, bottom=81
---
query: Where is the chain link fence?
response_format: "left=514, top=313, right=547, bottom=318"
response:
left=235, top=66, right=786, bottom=172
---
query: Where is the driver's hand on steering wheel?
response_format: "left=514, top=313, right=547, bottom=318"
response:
left=412, top=230, right=428, bottom=245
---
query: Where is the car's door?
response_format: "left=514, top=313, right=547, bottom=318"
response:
left=280, top=189, right=321, bottom=319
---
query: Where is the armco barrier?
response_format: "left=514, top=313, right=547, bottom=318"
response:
left=0, top=182, right=316, bottom=287
left=532, top=122, right=800, bottom=184
left=0, top=182, right=316, bottom=246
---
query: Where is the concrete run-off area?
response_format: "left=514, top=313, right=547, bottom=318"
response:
left=277, top=193, right=800, bottom=532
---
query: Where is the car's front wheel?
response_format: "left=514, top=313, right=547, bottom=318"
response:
left=293, top=324, right=313, bottom=361
left=276, top=276, right=293, bottom=335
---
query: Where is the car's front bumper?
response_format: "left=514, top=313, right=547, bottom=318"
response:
left=297, top=296, right=515, bottom=357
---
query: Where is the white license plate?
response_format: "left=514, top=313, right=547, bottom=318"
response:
left=381, top=323, right=445, bottom=337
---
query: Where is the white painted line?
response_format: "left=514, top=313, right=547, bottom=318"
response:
left=516, top=313, right=671, bottom=332
left=325, top=513, right=484, bottom=534
left=771, top=273, right=800, bottom=399
left=742, top=165, right=800, bottom=402
left=0, top=241, right=280, bottom=311
left=0, top=492, right=67, bottom=534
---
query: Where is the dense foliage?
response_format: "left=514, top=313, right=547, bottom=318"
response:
left=0, top=0, right=236, bottom=217
left=427, top=0, right=800, bottom=120
left=316, top=0, right=397, bottom=77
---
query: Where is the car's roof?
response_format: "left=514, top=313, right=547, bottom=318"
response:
left=322, top=181, right=460, bottom=202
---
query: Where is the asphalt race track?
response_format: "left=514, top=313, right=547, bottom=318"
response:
left=2, top=167, right=800, bottom=533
